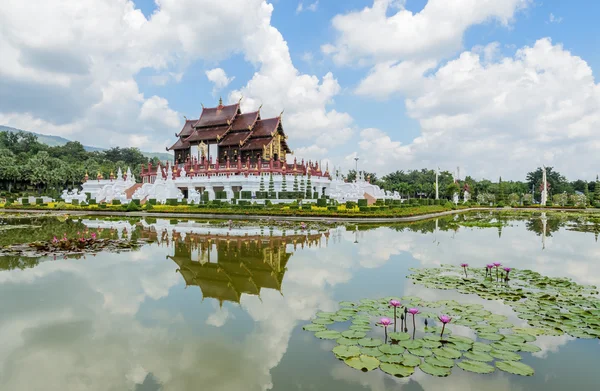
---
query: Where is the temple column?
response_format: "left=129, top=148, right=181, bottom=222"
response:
left=224, top=185, right=234, bottom=200
left=205, top=186, right=215, bottom=201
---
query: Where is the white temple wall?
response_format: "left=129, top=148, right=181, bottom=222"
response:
left=208, top=143, right=218, bottom=161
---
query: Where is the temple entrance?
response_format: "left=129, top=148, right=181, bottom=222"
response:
left=180, top=188, right=188, bottom=199
left=273, top=153, right=279, bottom=161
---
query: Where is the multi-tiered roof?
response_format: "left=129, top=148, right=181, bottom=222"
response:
left=168, top=99, right=291, bottom=161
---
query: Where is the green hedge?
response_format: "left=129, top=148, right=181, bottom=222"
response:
left=148, top=199, right=157, bottom=205
left=89, top=199, right=97, bottom=205
left=359, top=206, right=369, bottom=212
left=289, top=205, right=299, bottom=210
left=71, top=199, right=79, bottom=205
left=278, top=191, right=300, bottom=199
left=327, top=206, right=338, bottom=211
left=21, top=198, right=30, bottom=205
left=241, top=191, right=252, bottom=199
left=36, top=198, right=43, bottom=205
left=255, top=191, right=268, bottom=199
left=165, top=198, right=178, bottom=206
left=215, top=191, right=227, bottom=200
left=317, top=198, right=327, bottom=207
left=357, top=199, right=368, bottom=207
left=131, top=199, right=141, bottom=206
left=111, top=199, right=121, bottom=205
left=313, top=192, right=319, bottom=199
left=346, top=201, right=357, bottom=209
left=302, top=205, right=311, bottom=210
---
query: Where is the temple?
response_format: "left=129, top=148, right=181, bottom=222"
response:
left=71, top=99, right=404, bottom=204
left=168, top=98, right=290, bottom=166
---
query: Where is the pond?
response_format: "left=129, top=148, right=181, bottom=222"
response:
left=0, top=211, right=598, bottom=390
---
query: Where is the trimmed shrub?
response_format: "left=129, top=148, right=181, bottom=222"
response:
left=22, top=198, right=30, bottom=205
left=357, top=199, right=368, bottom=207
left=545, top=201, right=552, bottom=207
left=144, top=202, right=154, bottom=210
left=126, top=201, right=140, bottom=211
left=255, top=191, right=268, bottom=199
left=88, top=199, right=97, bottom=205
left=327, top=206, right=337, bottom=211
left=375, top=199, right=384, bottom=206
left=267, top=191, right=277, bottom=199
left=359, top=206, right=369, bottom=212
left=85, top=192, right=91, bottom=200
left=345, top=201, right=357, bottom=209
left=99, top=203, right=107, bottom=209
left=180, top=198, right=187, bottom=205
left=238, top=200, right=251, bottom=206
left=289, top=205, right=299, bottom=210
left=36, top=198, right=43, bottom=205
left=313, top=192, right=319, bottom=199
left=202, top=192, right=209, bottom=203
left=302, top=205, right=311, bottom=210
left=165, top=198, right=177, bottom=206
left=241, top=191, right=252, bottom=199
left=111, top=199, right=120, bottom=205
left=71, top=199, right=79, bottom=206
left=148, top=199, right=157, bottom=205
left=131, top=199, right=141, bottom=206
left=317, top=198, right=327, bottom=207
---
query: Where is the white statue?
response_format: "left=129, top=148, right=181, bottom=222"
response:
left=188, top=189, right=201, bottom=204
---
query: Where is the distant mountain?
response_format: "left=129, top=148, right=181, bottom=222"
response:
left=0, top=125, right=173, bottom=162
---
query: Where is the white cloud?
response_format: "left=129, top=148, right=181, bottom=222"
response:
left=323, top=0, right=530, bottom=66
left=296, top=1, right=319, bottom=14
left=205, top=68, right=235, bottom=94
left=548, top=13, right=563, bottom=24
left=352, top=39, right=600, bottom=180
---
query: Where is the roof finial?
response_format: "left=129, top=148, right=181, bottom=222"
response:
left=219, top=96, right=223, bottom=106
left=258, top=103, right=263, bottom=111
left=201, top=103, right=204, bottom=109
left=238, top=95, right=243, bottom=104
left=183, top=115, right=187, bottom=120
left=279, top=109, right=284, bottom=118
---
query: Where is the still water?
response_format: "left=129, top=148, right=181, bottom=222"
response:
left=0, top=212, right=599, bottom=391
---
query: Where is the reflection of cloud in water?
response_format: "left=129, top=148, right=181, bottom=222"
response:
left=206, top=302, right=233, bottom=327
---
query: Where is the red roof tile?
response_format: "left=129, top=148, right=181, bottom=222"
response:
left=177, top=119, right=198, bottom=138
left=230, top=111, right=259, bottom=131
left=184, top=125, right=230, bottom=142
left=241, top=138, right=272, bottom=151
left=167, top=138, right=190, bottom=151
left=194, top=104, right=239, bottom=128
left=219, top=131, right=252, bottom=147
left=252, top=117, right=280, bottom=137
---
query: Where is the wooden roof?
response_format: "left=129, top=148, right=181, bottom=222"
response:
left=193, top=103, right=239, bottom=128
left=184, top=125, right=230, bottom=142
left=219, top=131, right=252, bottom=147
left=177, top=119, right=198, bottom=138
left=241, top=137, right=272, bottom=151
left=252, top=117, right=280, bottom=138
left=167, top=137, right=190, bottom=151
left=230, top=111, right=260, bottom=131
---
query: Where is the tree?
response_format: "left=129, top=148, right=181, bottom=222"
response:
left=293, top=175, right=299, bottom=192
left=583, top=182, right=590, bottom=205
left=595, top=175, right=600, bottom=204
left=268, top=174, right=275, bottom=194
left=300, top=176, right=305, bottom=193
left=526, top=167, right=570, bottom=199
left=259, top=175, right=265, bottom=192
left=281, top=174, right=287, bottom=191
left=497, top=177, right=506, bottom=203
left=306, top=174, right=312, bottom=198
left=446, top=183, right=459, bottom=199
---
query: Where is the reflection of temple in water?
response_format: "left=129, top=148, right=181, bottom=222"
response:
left=140, top=227, right=327, bottom=305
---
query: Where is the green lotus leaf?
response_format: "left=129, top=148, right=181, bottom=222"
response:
left=409, top=348, right=433, bottom=357
left=378, top=344, right=405, bottom=355
left=512, top=327, right=546, bottom=336
left=490, top=321, right=514, bottom=329
left=302, top=324, right=326, bottom=332
left=316, top=312, right=337, bottom=318
left=473, top=325, right=499, bottom=333
left=495, top=361, right=534, bottom=376
left=424, top=356, right=454, bottom=368
left=518, top=343, right=542, bottom=353
left=358, top=338, right=384, bottom=347
left=424, top=326, right=453, bottom=335
left=501, top=334, right=526, bottom=344
left=399, top=339, right=423, bottom=349
left=388, top=332, right=410, bottom=341
left=432, top=347, right=462, bottom=359
left=465, top=316, right=485, bottom=323
left=491, top=342, right=522, bottom=352
left=446, top=341, right=471, bottom=351
left=514, top=333, right=537, bottom=342
left=421, top=339, right=442, bottom=349
left=448, top=335, right=474, bottom=345
left=342, top=330, right=367, bottom=339
left=379, top=354, right=404, bottom=364
left=566, top=329, right=597, bottom=339
left=339, top=301, right=355, bottom=307
left=333, top=345, right=361, bottom=359
left=314, top=330, right=342, bottom=339
left=349, top=325, right=372, bottom=332
left=331, top=316, right=350, bottom=322
left=344, top=355, right=380, bottom=371
left=463, top=350, right=493, bottom=362
left=360, top=347, right=384, bottom=357
left=471, top=342, right=493, bottom=352
left=419, top=362, right=452, bottom=377
left=336, top=337, right=359, bottom=346
left=312, top=318, right=335, bottom=325
left=359, top=299, right=377, bottom=305
left=380, top=363, right=415, bottom=377
left=477, top=332, right=504, bottom=341
left=402, top=353, right=422, bottom=367
left=458, top=359, right=495, bottom=374
left=487, top=314, right=509, bottom=322
left=489, top=349, right=522, bottom=361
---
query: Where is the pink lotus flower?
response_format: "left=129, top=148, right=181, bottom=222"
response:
left=503, top=267, right=511, bottom=272
left=486, top=264, right=494, bottom=269
left=408, top=308, right=420, bottom=315
left=438, top=314, right=452, bottom=339
left=493, top=262, right=501, bottom=267
left=79, top=237, right=85, bottom=243
left=52, top=236, right=58, bottom=244
left=90, top=233, right=97, bottom=240
left=379, top=317, right=392, bottom=326
left=389, top=300, right=401, bottom=307
left=460, top=263, right=468, bottom=268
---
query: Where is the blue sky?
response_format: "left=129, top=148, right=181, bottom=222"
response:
left=1, top=0, right=599, bottom=180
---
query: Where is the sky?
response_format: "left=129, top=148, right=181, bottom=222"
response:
left=1, top=0, right=599, bottom=181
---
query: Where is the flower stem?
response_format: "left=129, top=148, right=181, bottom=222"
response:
left=440, top=323, right=446, bottom=339
left=384, top=326, right=388, bottom=343
left=464, top=267, right=468, bottom=278
left=412, top=314, right=416, bottom=333
left=393, top=307, right=397, bottom=332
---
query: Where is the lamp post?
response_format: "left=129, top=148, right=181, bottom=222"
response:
left=354, top=157, right=359, bottom=182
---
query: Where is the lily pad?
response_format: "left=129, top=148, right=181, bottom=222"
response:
left=501, top=334, right=526, bottom=344
left=345, top=355, right=380, bottom=371
left=448, top=335, right=474, bottom=345
left=342, top=330, right=367, bottom=339
left=402, top=354, right=422, bottom=367
left=399, top=339, right=423, bottom=349
left=419, top=362, right=452, bottom=377
left=336, top=337, right=359, bottom=346
left=349, top=325, right=372, bottom=332
left=495, top=361, right=534, bottom=376
left=312, top=318, right=334, bottom=325
left=314, top=330, right=342, bottom=340
left=379, top=354, right=404, bottom=364
left=463, top=350, right=493, bottom=362
left=424, top=356, right=454, bottom=368
left=477, top=332, right=504, bottom=341
left=489, top=349, right=522, bottom=361
left=471, top=342, right=493, bottom=352
left=490, top=342, right=521, bottom=352
left=432, top=347, right=462, bottom=359
left=458, top=360, right=495, bottom=374
left=388, top=332, right=410, bottom=341
left=302, top=324, right=326, bottom=332
left=358, top=338, right=383, bottom=347
left=360, top=347, right=384, bottom=357
left=378, top=344, right=405, bottom=355
left=518, top=343, right=542, bottom=353
left=333, top=345, right=361, bottom=359
left=409, top=348, right=433, bottom=357
left=380, top=363, right=415, bottom=377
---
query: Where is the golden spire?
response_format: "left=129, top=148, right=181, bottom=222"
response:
left=279, top=109, right=284, bottom=118
left=238, top=95, right=243, bottom=104
left=219, top=96, right=223, bottom=106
